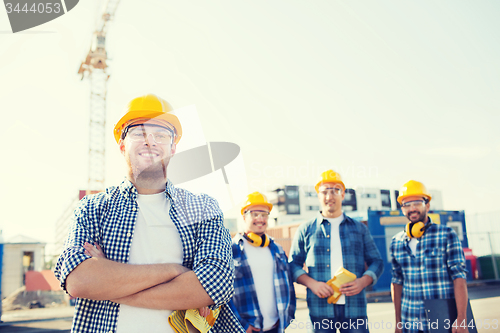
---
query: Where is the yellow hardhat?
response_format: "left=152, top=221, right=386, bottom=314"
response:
left=315, top=170, right=346, bottom=193
left=397, top=180, right=432, bottom=204
left=113, top=94, right=183, bottom=144
left=241, top=192, right=273, bottom=215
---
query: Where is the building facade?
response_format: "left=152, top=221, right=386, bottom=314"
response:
left=266, top=185, right=443, bottom=225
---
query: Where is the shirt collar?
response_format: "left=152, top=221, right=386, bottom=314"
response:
left=234, top=233, right=245, bottom=250
left=317, top=211, right=346, bottom=225
left=118, top=177, right=175, bottom=201
left=165, top=179, right=175, bottom=200
left=234, top=232, right=273, bottom=250
left=403, top=216, right=433, bottom=242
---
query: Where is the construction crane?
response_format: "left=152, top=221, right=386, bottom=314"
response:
left=78, top=0, right=121, bottom=192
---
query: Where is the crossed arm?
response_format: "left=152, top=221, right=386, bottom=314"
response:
left=66, top=243, right=214, bottom=311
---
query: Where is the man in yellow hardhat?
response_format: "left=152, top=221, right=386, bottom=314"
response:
left=289, top=170, right=384, bottom=332
left=231, top=192, right=296, bottom=333
left=54, top=94, right=244, bottom=333
left=390, top=180, right=469, bottom=333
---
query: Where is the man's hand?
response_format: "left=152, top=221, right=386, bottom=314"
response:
left=339, top=275, right=373, bottom=296
left=309, top=280, right=335, bottom=299
left=246, top=324, right=260, bottom=333
left=84, top=242, right=106, bottom=258
left=199, top=307, right=210, bottom=317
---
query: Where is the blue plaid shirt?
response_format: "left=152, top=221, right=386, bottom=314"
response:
left=54, top=179, right=244, bottom=333
left=231, top=234, right=296, bottom=332
left=390, top=221, right=467, bottom=333
left=289, top=213, right=384, bottom=318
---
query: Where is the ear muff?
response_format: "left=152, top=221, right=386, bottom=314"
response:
left=405, top=222, right=431, bottom=238
left=243, top=232, right=270, bottom=248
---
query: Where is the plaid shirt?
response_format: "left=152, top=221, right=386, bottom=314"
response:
left=289, top=213, right=384, bottom=318
left=390, top=221, right=467, bottom=333
left=231, top=234, right=296, bottom=332
left=54, top=179, right=244, bottom=333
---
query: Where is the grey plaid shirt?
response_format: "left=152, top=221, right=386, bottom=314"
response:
left=54, top=179, right=244, bottom=333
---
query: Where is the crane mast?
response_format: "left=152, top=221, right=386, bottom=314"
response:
left=78, top=0, right=121, bottom=192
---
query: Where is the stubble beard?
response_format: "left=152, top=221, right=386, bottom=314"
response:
left=128, top=156, right=171, bottom=190
left=407, top=210, right=427, bottom=223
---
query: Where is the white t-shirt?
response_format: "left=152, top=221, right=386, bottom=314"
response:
left=327, top=214, right=346, bottom=305
left=409, top=237, right=419, bottom=256
left=116, top=192, right=183, bottom=333
left=243, top=238, right=279, bottom=330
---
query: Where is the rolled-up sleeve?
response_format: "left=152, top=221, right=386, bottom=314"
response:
left=446, top=229, right=467, bottom=280
left=288, top=224, right=308, bottom=282
left=361, top=223, right=384, bottom=285
left=53, top=197, right=94, bottom=293
left=193, top=196, right=235, bottom=307
left=390, top=238, right=403, bottom=285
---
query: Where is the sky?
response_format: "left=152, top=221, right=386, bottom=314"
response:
left=0, top=0, right=499, bottom=255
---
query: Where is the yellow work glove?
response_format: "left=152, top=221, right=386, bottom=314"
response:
left=168, top=307, right=221, bottom=333
left=326, top=267, right=357, bottom=304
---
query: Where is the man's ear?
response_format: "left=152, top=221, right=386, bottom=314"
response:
left=119, top=139, right=126, bottom=155
left=170, top=142, right=177, bottom=156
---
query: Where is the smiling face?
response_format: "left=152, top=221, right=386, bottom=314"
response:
left=243, top=204, right=270, bottom=236
left=318, top=182, right=345, bottom=218
left=401, top=195, right=430, bottom=223
left=119, top=121, right=176, bottom=190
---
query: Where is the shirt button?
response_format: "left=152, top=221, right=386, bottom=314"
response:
left=327, top=235, right=330, bottom=238
left=127, top=232, right=132, bottom=237
left=327, top=265, right=330, bottom=268
left=327, top=249, right=330, bottom=252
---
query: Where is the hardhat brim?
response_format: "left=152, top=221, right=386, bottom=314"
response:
left=241, top=202, right=273, bottom=216
left=397, top=193, right=432, bottom=204
left=315, top=181, right=346, bottom=193
left=113, top=111, right=182, bottom=144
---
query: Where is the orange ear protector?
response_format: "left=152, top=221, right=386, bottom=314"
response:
left=243, top=232, right=270, bottom=248
left=405, top=221, right=431, bottom=238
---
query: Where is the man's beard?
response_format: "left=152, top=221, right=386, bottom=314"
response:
left=407, top=211, right=427, bottom=223
left=130, top=158, right=170, bottom=189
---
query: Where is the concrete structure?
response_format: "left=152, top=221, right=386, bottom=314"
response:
left=2, top=235, right=46, bottom=298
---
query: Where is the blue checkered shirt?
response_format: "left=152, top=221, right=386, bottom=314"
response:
left=54, top=179, right=244, bottom=333
left=390, top=221, right=467, bottom=333
left=289, top=213, right=384, bottom=318
left=231, top=234, right=296, bottom=332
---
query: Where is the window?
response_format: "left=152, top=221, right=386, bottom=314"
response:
left=287, top=204, right=300, bottom=214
